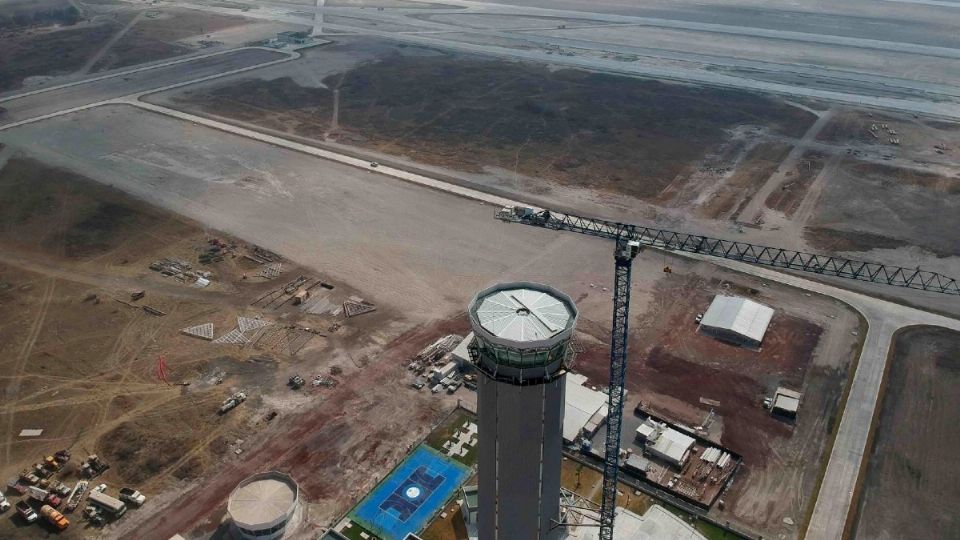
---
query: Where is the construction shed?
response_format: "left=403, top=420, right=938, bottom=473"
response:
left=698, top=295, right=774, bottom=348
left=772, top=386, right=802, bottom=417
left=636, top=419, right=695, bottom=469
left=451, top=332, right=474, bottom=368
left=563, top=373, right=610, bottom=443
left=624, top=454, right=652, bottom=477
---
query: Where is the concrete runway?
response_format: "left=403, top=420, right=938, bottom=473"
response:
left=0, top=48, right=290, bottom=126
left=155, top=0, right=960, bottom=119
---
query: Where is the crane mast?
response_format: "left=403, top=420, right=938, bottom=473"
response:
left=495, top=205, right=959, bottom=540
left=598, top=237, right=639, bottom=538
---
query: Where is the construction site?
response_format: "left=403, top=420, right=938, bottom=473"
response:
left=1, top=1, right=959, bottom=540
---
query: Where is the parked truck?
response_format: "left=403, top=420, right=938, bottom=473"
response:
left=16, top=500, right=38, bottom=523
left=118, top=487, right=146, bottom=506
left=40, top=505, right=69, bottom=530
left=218, top=392, right=247, bottom=415
left=65, top=481, right=87, bottom=513
left=87, top=490, right=126, bottom=518
left=81, top=455, right=110, bottom=478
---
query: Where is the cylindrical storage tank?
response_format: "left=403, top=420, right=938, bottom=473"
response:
left=227, top=471, right=299, bottom=540
left=468, top=282, right=578, bottom=540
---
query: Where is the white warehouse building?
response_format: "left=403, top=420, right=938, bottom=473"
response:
left=698, top=295, right=774, bottom=348
left=636, top=419, right=696, bottom=469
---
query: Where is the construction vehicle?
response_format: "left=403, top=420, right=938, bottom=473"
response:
left=53, top=449, right=71, bottom=464
left=26, top=485, right=62, bottom=508
left=118, top=487, right=146, bottom=506
left=83, top=505, right=106, bottom=526
left=16, top=500, right=38, bottom=523
left=87, top=490, right=126, bottom=517
left=0, top=494, right=10, bottom=513
left=27, top=486, right=50, bottom=502
left=496, top=205, right=959, bottom=539
left=288, top=375, right=305, bottom=390
left=21, top=470, right=41, bottom=484
left=44, top=456, right=61, bottom=471
left=40, top=505, right=69, bottom=530
left=51, top=482, right=72, bottom=498
left=81, top=455, right=110, bottom=478
left=218, top=392, right=247, bottom=415
left=33, top=462, right=54, bottom=479
left=65, top=481, right=88, bottom=512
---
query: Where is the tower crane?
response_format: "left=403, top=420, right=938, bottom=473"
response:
left=495, top=205, right=959, bottom=540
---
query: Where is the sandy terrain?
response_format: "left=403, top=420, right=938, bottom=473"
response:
left=92, top=8, right=253, bottom=72
left=0, top=154, right=409, bottom=539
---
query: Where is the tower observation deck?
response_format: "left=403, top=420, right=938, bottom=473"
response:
left=468, top=282, right=578, bottom=540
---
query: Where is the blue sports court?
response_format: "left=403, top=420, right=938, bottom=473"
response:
left=351, top=445, right=470, bottom=539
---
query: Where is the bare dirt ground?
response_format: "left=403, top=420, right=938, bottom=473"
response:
left=92, top=9, right=252, bottom=72
left=571, top=254, right=863, bottom=539
left=168, top=44, right=815, bottom=202
left=696, top=141, right=793, bottom=219
left=851, top=326, right=960, bottom=540
left=0, top=156, right=419, bottom=538
left=805, top=157, right=960, bottom=257
left=0, top=4, right=262, bottom=92
left=0, top=18, right=125, bottom=91
left=764, top=150, right=828, bottom=217
left=0, top=0, right=73, bottom=19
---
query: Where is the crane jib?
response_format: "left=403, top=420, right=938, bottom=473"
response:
left=497, top=206, right=959, bottom=296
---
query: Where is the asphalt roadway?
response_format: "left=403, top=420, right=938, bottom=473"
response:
left=1, top=8, right=959, bottom=538
left=0, top=48, right=293, bottom=127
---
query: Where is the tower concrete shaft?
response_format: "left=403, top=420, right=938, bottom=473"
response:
left=467, top=282, right=578, bottom=540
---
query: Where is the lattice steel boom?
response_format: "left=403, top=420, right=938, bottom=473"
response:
left=495, top=205, right=958, bottom=540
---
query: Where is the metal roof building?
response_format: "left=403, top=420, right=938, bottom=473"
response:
left=228, top=472, right=299, bottom=540
left=636, top=419, right=696, bottom=468
left=773, top=386, right=802, bottom=417
left=573, top=504, right=707, bottom=540
left=563, top=373, right=609, bottom=443
left=699, top=296, right=774, bottom=348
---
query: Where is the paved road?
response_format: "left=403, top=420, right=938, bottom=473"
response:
left=0, top=48, right=291, bottom=126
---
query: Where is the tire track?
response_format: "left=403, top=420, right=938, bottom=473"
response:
left=2, top=276, right=56, bottom=466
